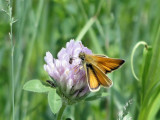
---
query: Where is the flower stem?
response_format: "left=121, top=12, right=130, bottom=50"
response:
left=56, top=102, right=66, bottom=120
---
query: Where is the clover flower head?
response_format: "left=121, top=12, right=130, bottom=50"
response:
left=44, top=39, right=92, bottom=103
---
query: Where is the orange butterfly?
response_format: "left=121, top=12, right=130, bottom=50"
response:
left=79, top=52, right=125, bottom=92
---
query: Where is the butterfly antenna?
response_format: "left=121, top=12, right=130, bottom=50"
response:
left=79, top=41, right=84, bottom=53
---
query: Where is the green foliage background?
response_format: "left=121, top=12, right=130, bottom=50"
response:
left=0, top=0, right=160, bottom=119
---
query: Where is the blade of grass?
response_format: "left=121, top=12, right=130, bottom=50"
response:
left=7, top=0, right=15, bottom=119
left=12, top=0, right=44, bottom=119
left=22, top=0, right=44, bottom=84
left=76, top=0, right=104, bottom=53
left=76, top=16, right=97, bottom=42
left=21, top=1, right=44, bottom=119
left=140, top=47, right=152, bottom=102
left=138, top=24, right=160, bottom=120
left=147, top=91, right=160, bottom=120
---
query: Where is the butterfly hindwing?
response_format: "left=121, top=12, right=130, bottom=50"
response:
left=85, top=63, right=100, bottom=91
left=91, top=63, right=113, bottom=87
left=85, top=63, right=112, bottom=92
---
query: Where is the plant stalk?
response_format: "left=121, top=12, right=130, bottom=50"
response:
left=8, top=0, right=15, bottom=119
left=56, top=102, right=66, bottom=120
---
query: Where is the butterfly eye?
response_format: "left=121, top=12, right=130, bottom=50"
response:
left=79, top=52, right=85, bottom=60
left=81, top=56, right=85, bottom=61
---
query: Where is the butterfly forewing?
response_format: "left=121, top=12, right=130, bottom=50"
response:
left=92, top=55, right=125, bottom=74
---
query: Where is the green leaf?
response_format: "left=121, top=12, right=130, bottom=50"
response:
left=23, top=79, right=52, bottom=93
left=147, top=89, right=160, bottom=120
left=138, top=25, right=160, bottom=120
left=101, top=92, right=109, bottom=97
left=85, top=92, right=109, bottom=101
left=48, top=89, right=62, bottom=114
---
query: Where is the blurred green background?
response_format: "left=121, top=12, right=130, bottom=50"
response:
left=0, top=0, right=160, bottom=120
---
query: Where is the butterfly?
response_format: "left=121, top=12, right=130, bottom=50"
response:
left=78, top=52, right=125, bottom=92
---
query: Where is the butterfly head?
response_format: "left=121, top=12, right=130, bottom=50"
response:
left=79, top=51, right=85, bottom=61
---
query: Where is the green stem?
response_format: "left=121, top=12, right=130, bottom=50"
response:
left=8, top=0, right=15, bottom=119
left=76, top=16, right=97, bottom=41
left=131, top=41, right=148, bottom=81
left=56, top=102, right=66, bottom=120
left=76, top=0, right=104, bottom=53
left=76, top=0, right=104, bottom=42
